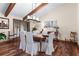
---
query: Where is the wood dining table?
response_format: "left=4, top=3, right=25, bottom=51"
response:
left=33, top=34, right=48, bottom=52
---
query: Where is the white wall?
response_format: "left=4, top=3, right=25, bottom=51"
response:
left=40, top=3, right=77, bottom=40
left=0, top=13, right=22, bottom=40
left=30, top=20, right=41, bottom=31
left=77, top=4, right=79, bottom=45
left=0, top=3, right=78, bottom=43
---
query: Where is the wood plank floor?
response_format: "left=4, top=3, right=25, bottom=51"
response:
left=0, top=37, right=23, bottom=56
left=18, top=40, right=79, bottom=56
left=0, top=38, right=79, bottom=56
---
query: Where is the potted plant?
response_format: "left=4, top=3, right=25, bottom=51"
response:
left=32, top=27, right=37, bottom=32
left=0, top=33, right=6, bottom=40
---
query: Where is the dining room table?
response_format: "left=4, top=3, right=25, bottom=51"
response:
left=33, top=34, right=48, bottom=52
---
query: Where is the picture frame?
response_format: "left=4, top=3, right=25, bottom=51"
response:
left=44, top=20, right=57, bottom=28
left=0, top=17, right=9, bottom=29
left=44, top=21, right=53, bottom=28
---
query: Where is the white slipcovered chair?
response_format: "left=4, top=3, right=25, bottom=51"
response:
left=26, top=32, right=38, bottom=56
left=45, top=32, right=55, bottom=55
left=19, top=30, right=26, bottom=51
left=41, top=31, right=48, bottom=51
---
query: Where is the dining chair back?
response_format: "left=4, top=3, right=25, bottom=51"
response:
left=19, top=30, right=26, bottom=51
left=46, top=32, right=54, bottom=55
left=26, top=32, right=38, bottom=56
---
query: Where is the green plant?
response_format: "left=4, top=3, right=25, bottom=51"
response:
left=32, top=27, right=37, bottom=31
left=0, top=33, right=6, bottom=40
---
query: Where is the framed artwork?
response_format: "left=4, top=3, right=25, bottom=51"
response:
left=44, top=21, right=53, bottom=28
left=0, top=17, right=9, bottom=29
left=44, top=20, right=57, bottom=28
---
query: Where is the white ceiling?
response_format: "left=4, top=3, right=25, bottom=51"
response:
left=34, top=3, right=64, bottom=18
left=0, top=3, right=9, bottom=14
left=0, top=3, right=64, bottom=18
left=10, top=3, right=33, bottom=18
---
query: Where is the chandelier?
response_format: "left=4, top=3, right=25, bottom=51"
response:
left=26, top=3, right=40, bottom=22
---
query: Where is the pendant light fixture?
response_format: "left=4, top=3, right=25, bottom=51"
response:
left=26, top=3, right=40, bottom=22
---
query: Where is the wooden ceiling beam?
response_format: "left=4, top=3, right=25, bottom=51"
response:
left=23, top=3, right=48, bottom=20
left=4, top=3, right=16, bottom=17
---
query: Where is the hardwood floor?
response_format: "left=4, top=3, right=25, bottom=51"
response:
left=0, top=38, right=79, bottom=56
left=0, top=37, right=23, bottom=56
left=18, top=40, right=79, bottom=56
left=53, top=40, right=79, bottom=56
